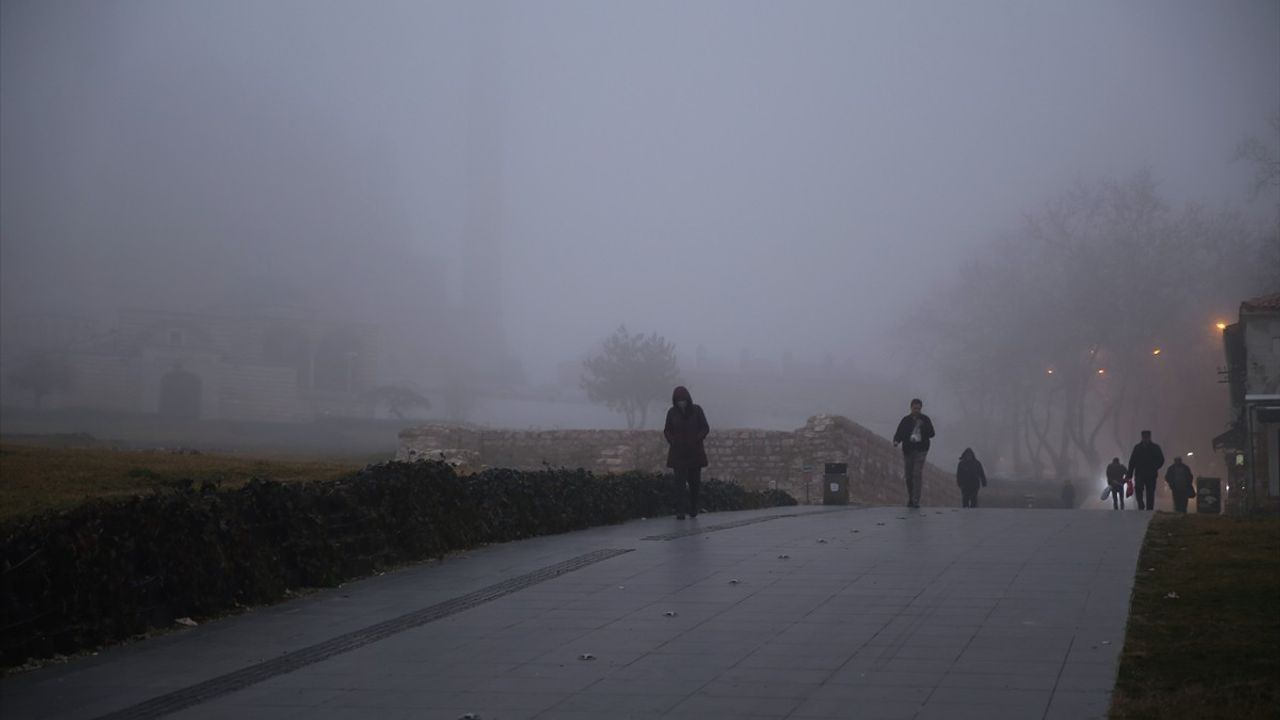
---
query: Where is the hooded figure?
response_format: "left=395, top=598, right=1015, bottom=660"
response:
left=663, top=386, right=710, bottom=519
left=956, top=448, right=987, bottom=508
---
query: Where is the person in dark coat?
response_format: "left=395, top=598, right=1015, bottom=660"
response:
left=663, top=385, right=709, bottom=519
left=956, top=448, right=987, bottom=508
left=1105, top=457, right=1127, bottom=510
left=1060, top=479, right=1077, bottom=509
left=1126, top=430, right=1165, bottom=511
left=892, top=398, right=935, bottom=509
left=1164, top=456, right=1195, bottom=513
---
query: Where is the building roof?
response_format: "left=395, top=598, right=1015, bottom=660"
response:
left=1241, top=292, right=1280, bottom=312
left=1212, top=423, right=1244, bottom=451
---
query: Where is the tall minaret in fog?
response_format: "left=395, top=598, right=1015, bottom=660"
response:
left=460, top=1, right=509, bottom=380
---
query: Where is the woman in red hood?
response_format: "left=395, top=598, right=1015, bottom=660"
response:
left=663, top=385, right=710, bottom=519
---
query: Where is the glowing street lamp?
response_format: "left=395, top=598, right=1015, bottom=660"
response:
left=1152, top=348, right=1162, bottom=356
left=1216, top=322, right=1227, bottom=331
left=1046, top=368, right=1055, bottom=375
left=1096, top=368, right=1106, bottom=375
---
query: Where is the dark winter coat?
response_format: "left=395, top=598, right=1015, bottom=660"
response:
left=893, top=413, right=935, bottom=454
left=1165, top=462, right=1195, bottom=499
left=664, top=386, right=709, bottom=469
left=1127, top=441, right=1165, bottom=481
left=1061, top=482, right=1077, bottom=508
left=1106, top=461, right=1127, bottom=488
left=956, top=448, right=987, bottom=493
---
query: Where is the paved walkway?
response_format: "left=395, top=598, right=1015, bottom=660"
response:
left=1, top=506, right=1152, bottom=720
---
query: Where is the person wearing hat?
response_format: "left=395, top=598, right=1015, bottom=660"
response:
left=1126, top=430, right=1165, bottom=511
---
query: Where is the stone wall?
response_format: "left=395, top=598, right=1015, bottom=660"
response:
left=398, top=414, right=961, bottom=507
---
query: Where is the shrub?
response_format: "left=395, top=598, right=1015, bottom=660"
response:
left=0, top=462, right=794, bottom=668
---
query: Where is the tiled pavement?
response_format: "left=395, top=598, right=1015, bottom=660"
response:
left=0, top=505, right=1152, bottom=720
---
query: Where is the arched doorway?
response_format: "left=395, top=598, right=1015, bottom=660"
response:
left=159, top=369, right=202, bottom=419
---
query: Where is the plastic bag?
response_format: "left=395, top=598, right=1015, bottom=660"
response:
left=1125, top=479, right=1134, bottom=498
left=1100, top=486, right=1112, bottom=501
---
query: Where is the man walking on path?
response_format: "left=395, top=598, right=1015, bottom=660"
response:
left=1127, top=430, right=1165, bottom=511
left=893, top=398, right=935, bottom=508
left=1165, top=456, right=1195, bottom=513
left=663, top=385, right=709, bottom=519
left=956, top=448, right=987, bottom=508
left=1106, top=457, right=1127, bottom=509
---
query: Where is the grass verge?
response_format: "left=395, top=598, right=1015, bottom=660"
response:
left=1111, top=512, right=1280, bottom=719
left=0, top=443, right=363, bottom=520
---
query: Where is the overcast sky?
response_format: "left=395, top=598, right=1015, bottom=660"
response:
left=2, top=0, right=1277, bottom=383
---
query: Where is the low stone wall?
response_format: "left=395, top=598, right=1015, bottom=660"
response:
left=398, top=414, right=960, bottom=507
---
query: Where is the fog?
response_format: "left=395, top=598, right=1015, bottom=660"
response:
left=2, top=1, right=1278, bottom=457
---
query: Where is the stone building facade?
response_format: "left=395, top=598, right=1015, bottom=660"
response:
left=31, top=306, right=378, bottom=422
left=1218, top=292, right=1280, bottom=511
left=399, top=414, right=961, bottom=507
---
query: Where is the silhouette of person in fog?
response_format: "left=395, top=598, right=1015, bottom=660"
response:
left=1061, top=479, right=1076, bottom=509
left=893, top=398, right=935, bottom=509
left=1165, top=456, right=1195, bottom=513
left=1126, top=430, right=1165, bottom=511
left=664, top=385, right=709, bottom=519
left=956, top=448, right=987, bottom=508
left=1106, top=457, right=1127, bottom=510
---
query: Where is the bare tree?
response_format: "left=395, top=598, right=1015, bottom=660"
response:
left=366, top=384, right=431, bottom=420
left=1234, top=111, right=1280, bottom=198
left=581, top=325, right=681, bottom=429
left=914, top=172, right=1267, bottom=479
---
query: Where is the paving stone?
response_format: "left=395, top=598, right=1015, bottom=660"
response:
left=0, top=507, right=1151, bottom=720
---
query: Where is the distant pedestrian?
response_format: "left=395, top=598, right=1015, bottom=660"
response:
left=1126, top=430, right=1165, bottom=511
left=1106, top=457, right=1127, bottom=510
left=956, top=448, right=987, bottom=508
left=664, top=385, right=709, bottom=519
left=1164, top=456, right=1195, bottom=514
left=892, top=398, right=935, bottom=509
left=1061, top=479, right=1076, bottom=509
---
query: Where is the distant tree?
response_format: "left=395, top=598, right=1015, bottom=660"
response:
left=909, top=172, right=1266, bottom=480
left=366, top=384, right=432, bottom=420
left=7, top=354, right=72, bottom=410
left=1235, top=111, right=1280, bottom=287
left=1235, top=111, right=1280, bottom=199
left=581, top=325, right=681, bottom=429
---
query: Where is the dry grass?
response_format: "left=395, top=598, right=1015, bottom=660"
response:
left=1110, top=512, right=1280, bottom=720
left=0, top=443, right=363, bottom=521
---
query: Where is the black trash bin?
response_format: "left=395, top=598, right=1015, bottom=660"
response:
left=823, top=463, right=849, bottom=505
left=1195, top=477, right=1221, bottom=514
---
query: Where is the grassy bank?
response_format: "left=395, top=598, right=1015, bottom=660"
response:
left=1111, top=512, right=1280, bottom=719
left=0, top=443, right=363, bottom=520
